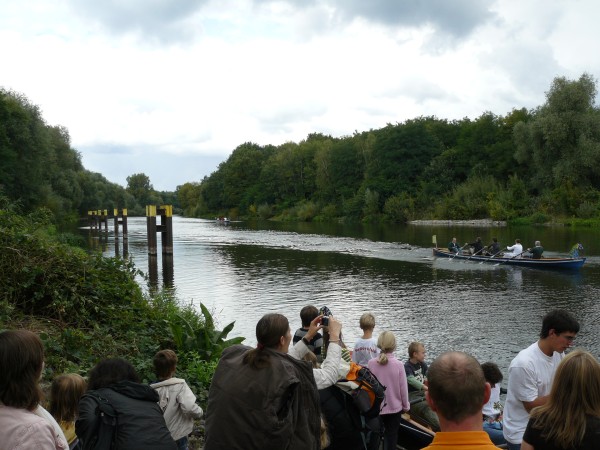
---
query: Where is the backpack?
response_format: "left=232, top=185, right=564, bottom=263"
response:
left=322, top=352, right=386, bottom=450
left=79, top=392, right=118, bottom=450
left=338, top=361, right=386, bottom=420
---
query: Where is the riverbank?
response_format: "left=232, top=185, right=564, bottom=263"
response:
left=408, top=219, right=507, bottom=227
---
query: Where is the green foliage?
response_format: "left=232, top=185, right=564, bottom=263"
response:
left=295, top=201, right=319, bottom=222
left=383, top=193, right=415, bottom=223
left=514, top=73, right=600, bottom=191
left=170, top=303, right=244, bottom=362
left=186, top=73, right=600, bottom=223
left=257, top=203, right=273, bottom=219
left=313, top=204, right=339, bottom=222
left=0, top=89, right=158, bottom=218
left=577, top=200, right=598, bottom=219
left=1, top=203, right=245, bottom=402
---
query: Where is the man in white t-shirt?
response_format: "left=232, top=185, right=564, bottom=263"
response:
left=503, top=309, right=580, bottom=450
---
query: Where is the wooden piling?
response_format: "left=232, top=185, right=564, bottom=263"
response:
left=146, top=205, right=158, bottom=255
left=158, top=205, right=173, bottom=255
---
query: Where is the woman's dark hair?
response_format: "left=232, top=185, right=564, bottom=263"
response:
left=243, top=313, right=289, bottom=369
left=0, top=329, right=45, bottom=410
left=87, top=358, right=140, bottom=390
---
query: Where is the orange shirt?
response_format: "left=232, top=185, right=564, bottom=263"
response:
left=424, top=431, right=499, bottom=449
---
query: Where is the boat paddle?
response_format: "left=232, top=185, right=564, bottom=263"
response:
left=480, top=249, right=503, bottom=264
left=494, top=251, right=524, bottom=267
left=465, top=247, right=485, bottom=262
left=449, top=244, right=468, bottom=261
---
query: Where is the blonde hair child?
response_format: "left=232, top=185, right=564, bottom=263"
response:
left=367, top=331, right=410, bottom=450
left=49, top=373, right=87, bottom=447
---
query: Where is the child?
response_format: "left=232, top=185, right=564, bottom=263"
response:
left=404, top=341, right=440, bottom=431
left=293, top=305, right=324, bottom=358
left=367, top=331, right=410, bottom=450
left=49, top=373, right=87, bottom=450
left=150, top=350, right=204, bottom=450
left=481, top=361, right=506, bottom=446
left=352, top=312, right=379, bottom=366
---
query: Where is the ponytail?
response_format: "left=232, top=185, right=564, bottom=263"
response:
left=243, top=346, right=271, bottom=369
left=376, top=331, right=396, bottom=366
left=377, top=352, right=389, bottom=365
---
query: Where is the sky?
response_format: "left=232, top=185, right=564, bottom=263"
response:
left=2, top=0, right=599, bottom=192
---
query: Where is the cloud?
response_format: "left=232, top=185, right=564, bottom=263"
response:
left=66, top=0, right=210, bottom=44
left=80, top=143, right=224, bottom=190
left=3, top=0, right=600, bottom=192
left=332, top=0, right=496, bottom=38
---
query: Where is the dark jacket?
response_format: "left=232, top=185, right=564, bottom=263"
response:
left=204, top=345, right=321, bottom=450
left=76, top=380, right=176, bottom=450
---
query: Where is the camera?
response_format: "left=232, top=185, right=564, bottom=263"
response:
left=319, top=305, right=332, bottom=327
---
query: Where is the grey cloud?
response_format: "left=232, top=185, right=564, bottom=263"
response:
left=67, top=0, right=209, bottom=44
left=68, top=0, right=496, bottom=45
left=333, top=0, right=495, bottom=38
left=259, top=0, right=496, bottom=39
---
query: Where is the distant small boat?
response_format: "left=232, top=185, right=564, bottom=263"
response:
left=433, top=248, right=586, bottom=270
left=215, top=217, right=230, bottom=224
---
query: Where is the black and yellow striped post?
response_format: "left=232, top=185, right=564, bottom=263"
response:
left=100, top=209, right=109, bottom=231
left=113, top=208, right=129, bottom=239
left=157, top=205, right=173, bottom=255
left=146, top=205, right=158, bottom=255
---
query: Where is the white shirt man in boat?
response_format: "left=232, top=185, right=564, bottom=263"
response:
left=502, top=309, right=580, bottom=450
left=504, top=239, right=523, bottom=258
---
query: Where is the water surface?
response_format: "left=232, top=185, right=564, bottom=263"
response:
left=90, top=216, right=600, bottom=379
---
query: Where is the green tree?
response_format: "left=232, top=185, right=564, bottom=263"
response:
left=126, top=173, right=154, bottom=206
left=176, top=182, right=202, bottom=215
left=514, top=73, right=600, bottom=191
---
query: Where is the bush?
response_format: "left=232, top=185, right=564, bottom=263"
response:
left=1, top=203, right=246, bottom=400
left=296, top=201, right=318, bottom=221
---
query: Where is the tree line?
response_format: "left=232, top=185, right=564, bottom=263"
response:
left=3, top=73, right=600, bottom=226
left=0, top=88, right=176, bottom=224
left=177, top=73, right=600, bottom=224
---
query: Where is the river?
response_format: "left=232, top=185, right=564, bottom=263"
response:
left=89, top=216, right=600, bottom=378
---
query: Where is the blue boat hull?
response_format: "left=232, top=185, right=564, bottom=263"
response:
left=432, top=248, right=585, bottom=270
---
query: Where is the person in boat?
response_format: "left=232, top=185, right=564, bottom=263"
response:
left=421, top=351, right=498, bottom=449
left=570, top=242, right=584, bottom=258
left=504, top=239, right=523, bottom=258
left=467, top=237, right=484, bottom=256
left=486, top=237, right=501, bottom=256
left=447, top=237, right=462, bottom=254
left=404, top=342, right=440, bottom=432
left=521, top=349, right=600, bottom=450
left=503, top=309, right=580, bottom=450
left=204, top=312, right=342, bottom=450
left=527, top=241, right=544, bottom=259
left=481, top=362, right=506, bottom=446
